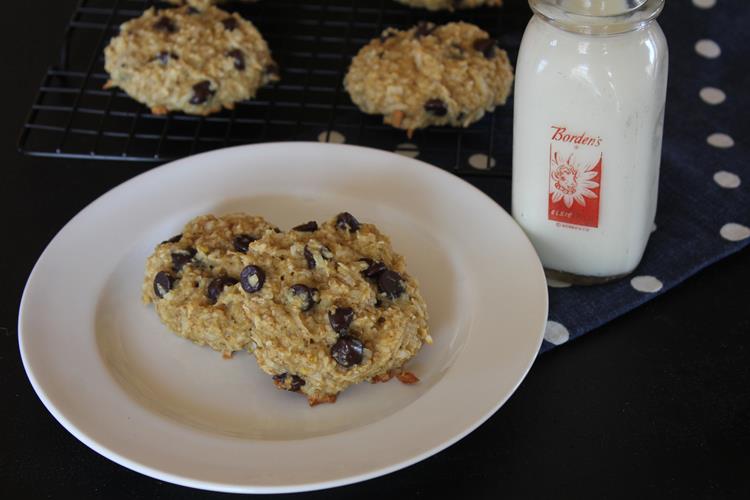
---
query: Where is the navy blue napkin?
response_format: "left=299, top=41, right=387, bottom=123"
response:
left=540, top=0, right=749, bottom=352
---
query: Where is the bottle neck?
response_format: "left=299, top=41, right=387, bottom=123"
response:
left=529, top=0, right=664, bottom=35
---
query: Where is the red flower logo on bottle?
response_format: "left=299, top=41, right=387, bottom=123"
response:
left=548, top=146, right=602, bottom=228
left=550, top=152, right=600, bottom=208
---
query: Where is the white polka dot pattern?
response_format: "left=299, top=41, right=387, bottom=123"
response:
left=468, top=153, right=496, bottom=170
left=544, top=321, right=570, bottom=345
left=692, top=0, right=716, bottom=9
left=546, top=278, right=571, bottom=289
left=713, top=171, right=741, bottom=189
left=695, top=39, right=721, bottom=59
left=317, top=130, right=345, bottom=144
left=395, top=143, right=419, bottom=158
left=707, top=133, right=734, bottom=148
left=699, top=87, right=726, bottom=105
left=630, top=276, right=664, bottom=293
left=720, top=223, right=750, bottom=242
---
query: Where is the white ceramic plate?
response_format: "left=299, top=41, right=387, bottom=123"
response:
left=19, top=143, right=547, bottom=493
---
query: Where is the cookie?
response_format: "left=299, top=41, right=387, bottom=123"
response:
left=164, top=0, right=258, bottom=9
left=344, top=22, right=514, bottom=136
left=240, top=213, right=431, bottom=405
left=104, top=6, right=279, bottom=115
left=142, top=213, right=279, bottom=356
left=394, top=0, right=503, bottom=11
left=144, top=212, right=431, bottom=405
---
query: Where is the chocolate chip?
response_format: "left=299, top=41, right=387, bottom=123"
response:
left=161, top=233, right=182, bottom=244
left=292, top=221, right=318, bottom=232
left=156, top=51, right=178, bottom=65
left=240, top=265, right=265, bottom=293
left=415, top=21, right=435, bottom=38
left=331, top=335, right=364, bottom=367
left=264, top=62, right=280, bottom=79
left=227, top=48, right=245, bottom=70
left=378, top=270, right=405, bottom=299
left=473, top=38, right=497, bottom=59
left=424, top=99, right=448, bottom=117
left=335, top=212, right=360, bottom=232
left=171, top=247, right=196, bottom=272
left=360, top=259, right=387, bottom=279
left=273, top=373, right=305, bottom=392
left=187, top=6, right=200, bottom=14
left=288, top=375, right=305, bottom=391
left=189, top=80, right=214, bottom=105
left=233, top=234, right=256, bottom=253
left=272, top=227, right=282, bottom=233
left=222, top=17, right=238, bottom=31
left=329, top=307, right=354, bottom=335
left=207, top=276, right=238, bottom=303
left=153, top=271, right=175, bottom=298
left=290, top=284, right=318, bottom=311
left=153, top=16, right=177, bottom=34
left=303, top=245, right=316, bottom=269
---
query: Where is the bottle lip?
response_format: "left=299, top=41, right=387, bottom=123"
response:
left=529, top=0, right=665, bottom=35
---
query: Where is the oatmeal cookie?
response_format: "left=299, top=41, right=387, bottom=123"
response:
left=394, top=0, right=503, bottom=11
left=164, top=0, right=258, bottom=9
left=344, top=21, right=513, bottom=136
left=241, top=213, right=431, bottom=405
left=142, top=213, right=279, bottom=355
left=104, top=5, right=279, bottom=115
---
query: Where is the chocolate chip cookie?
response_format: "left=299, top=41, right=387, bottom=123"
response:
left=104, top=5, right=278, bottom=115
left=394, top=0, right=503, bottom=11
left=143, top=212, right=431, bottom=405
left=164, top=0, right=258, bottom=9
left=240, top=213, right=431, bottom=405
left=344, top=22, right=514, bottom=136
left=142, top=213, right=279, bottom=355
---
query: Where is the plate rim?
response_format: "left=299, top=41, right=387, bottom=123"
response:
left=18, top=142, right=548, bottom=493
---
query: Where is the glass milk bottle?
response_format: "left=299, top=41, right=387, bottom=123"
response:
left=512, top=0, right=668, bottom=284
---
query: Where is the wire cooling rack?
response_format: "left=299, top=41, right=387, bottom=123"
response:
left=18, top=0, right=529, bottom=176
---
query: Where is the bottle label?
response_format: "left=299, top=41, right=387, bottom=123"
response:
left=547, top=126, right=602, bottom=229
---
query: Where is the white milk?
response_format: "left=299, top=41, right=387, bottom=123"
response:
left=512, top=0, right=668, bottom=283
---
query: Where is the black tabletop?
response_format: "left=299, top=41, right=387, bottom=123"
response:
left=2, top=1, right=749, bottom=498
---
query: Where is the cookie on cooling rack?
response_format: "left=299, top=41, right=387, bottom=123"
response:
left=142, top=213, right=280, bottom=356
left=344, top=21, right=513, bottom=136
left=394, top=0, right=503, bottom=11
left=164, top=0, right=258, bottom=9
left=104, top=5, right=279, bottom=115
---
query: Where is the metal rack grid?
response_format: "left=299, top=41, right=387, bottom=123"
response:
left=18, top=0, right=528, bottom=176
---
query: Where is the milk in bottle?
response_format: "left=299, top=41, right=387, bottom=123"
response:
left=512, top=0, right=668, bottom=283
